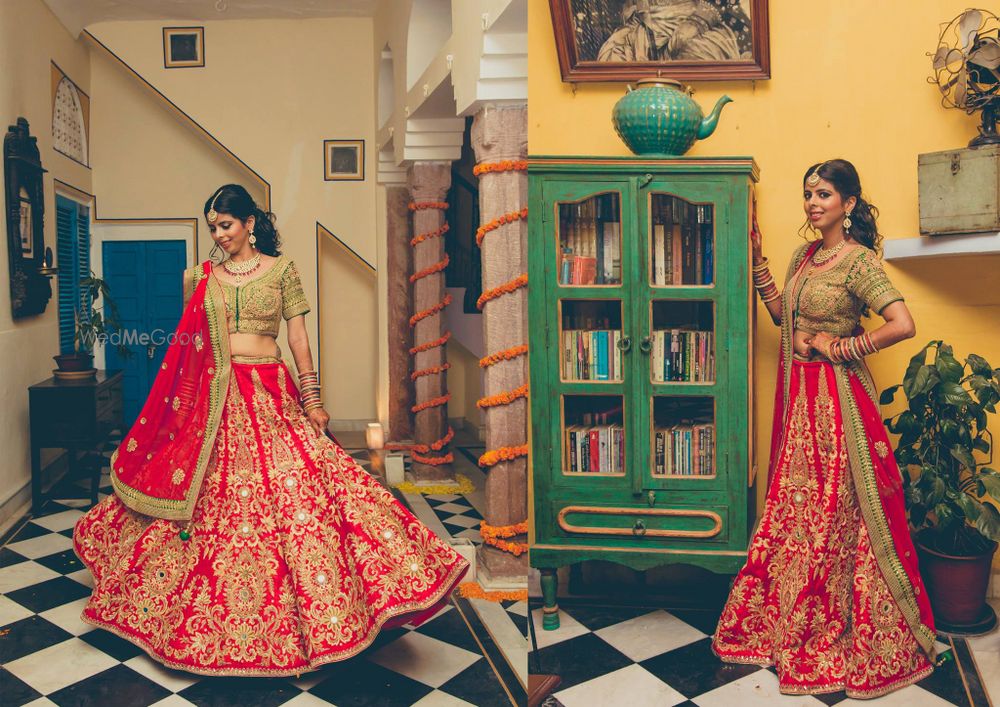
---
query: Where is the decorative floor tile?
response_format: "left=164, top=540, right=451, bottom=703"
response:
left=0, top=441, right=522, bottom=707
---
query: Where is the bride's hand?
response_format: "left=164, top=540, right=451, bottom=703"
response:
left=750, top=197, right=764, bottom=265
left=306, top=407, right=330, bottom=437
left=805, top=332, right=839, bottom=360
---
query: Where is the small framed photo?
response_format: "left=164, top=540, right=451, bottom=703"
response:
left=163, top=27, right=205, bottom=69
left=18, top=190, right=32, bottom=256
left=324, top=140, right=365, bottom=181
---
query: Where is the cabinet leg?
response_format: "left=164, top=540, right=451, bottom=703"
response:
left=540, top=568, right=560, bottom=630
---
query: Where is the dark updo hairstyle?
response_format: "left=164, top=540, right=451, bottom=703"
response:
left=800, top=159, right=882, bottom=254
left=203, top=184, right=282, bottom=260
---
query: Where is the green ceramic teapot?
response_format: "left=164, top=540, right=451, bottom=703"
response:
left=612, top=78, right=732, bottom=156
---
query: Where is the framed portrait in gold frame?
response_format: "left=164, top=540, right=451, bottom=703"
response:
left=324, top=140, right=365, bottom=181
left=163, top=27, right=205, bottom=69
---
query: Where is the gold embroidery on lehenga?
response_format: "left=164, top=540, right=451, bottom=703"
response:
left=874, top=441, right=890, bottom=459
left=713, top=362, right=932, bottom=698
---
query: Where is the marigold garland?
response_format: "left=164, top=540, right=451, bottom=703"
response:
left=409, top=294, right=452, bottom=326
left=410, top=222, right=450, bottom=247
left=477, top=383, right=528, bottom=409
left=392, top=472, right=474, bottom=496
left=386, top=426, right=455, bottom=453
left=408, top=201, right=449, bottom=211
left=412, top=393, right=451, bottom=414
left=475, top=207, right=528, bottom=247
left=480, top=520, right=529, bottom=556
left=410, top=254, right=449, bottom=283
left=477, top=273, right=528, bottom=310
left=479, top=344, right=528, bottom=369
left=411, top=362, right=451, bottom=380
left=458, top=582, right=529, bottom=602
left=411, top=451, right=454, bottom=466
left=479, top=444, right=529, bottom=468
left=410, top=331, right=451, bottom=355
left=472, top=160, right=528, bottom=177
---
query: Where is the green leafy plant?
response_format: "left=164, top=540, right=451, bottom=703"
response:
left=73, top=273, right=131, bottom=359
left=882, top=341, right=1000, bottom=555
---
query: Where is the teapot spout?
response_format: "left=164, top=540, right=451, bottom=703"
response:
left=697, top=95, right=733, bottom=140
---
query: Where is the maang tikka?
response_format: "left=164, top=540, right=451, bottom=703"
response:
left=207, top=189, right=221, bottom=223
left=806, top=162, right=826, bottom=187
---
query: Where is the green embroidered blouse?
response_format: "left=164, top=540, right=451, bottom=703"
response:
left=790, top=243, right=904, bottom=337
left=183, top=255, right=310, bottom=338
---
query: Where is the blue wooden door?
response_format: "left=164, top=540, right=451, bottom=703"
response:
left=103, top=241, right=186, bottom=425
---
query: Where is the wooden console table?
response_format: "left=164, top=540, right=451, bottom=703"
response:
left=28, top=369, right=124, bottom=512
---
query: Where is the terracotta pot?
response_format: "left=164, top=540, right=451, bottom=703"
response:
left=53, top=353, right=93, bottom=372
left=916, top=533, right=997, bottom=627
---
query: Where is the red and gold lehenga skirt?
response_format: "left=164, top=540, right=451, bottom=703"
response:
left=73, top=354, right=469, bottom=676
left=712, top=355, right=937, bottom=698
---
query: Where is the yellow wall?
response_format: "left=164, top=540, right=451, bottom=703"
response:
left=529, top=0, right=1000, bottom=513
left=0, top=0, right=92, bottom=519
left=87, top=17, right=378, bottom=422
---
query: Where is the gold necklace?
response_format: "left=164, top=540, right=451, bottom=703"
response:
left=812, top=239, right=846, bottom=265
left=222, top=253, right=262, bottom=285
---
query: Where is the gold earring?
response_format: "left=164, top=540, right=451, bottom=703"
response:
left=249, top=228, right=257, bottom=247
left=844, top=212, right=853, bottom=232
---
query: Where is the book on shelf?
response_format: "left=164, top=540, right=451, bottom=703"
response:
left=652, top=422, right=715, bottom=476
left=562, top=329, right=622, bottom=381
left=565, top=420, right=625, bottom=473
left=650, top=197, right=714, bottom=286
left=650, top=329, right=715, bottom=382
left=559, top=194, right=621, bottom=286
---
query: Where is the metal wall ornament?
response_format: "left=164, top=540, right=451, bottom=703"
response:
left=549, top=0, right=770, bottom=83
left=931, top=8, right=1000, bottom=148
left=4, top=118, right=55, bottom=318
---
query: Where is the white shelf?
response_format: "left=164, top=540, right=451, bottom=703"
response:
left=883, top=231, right=1000, bottom=261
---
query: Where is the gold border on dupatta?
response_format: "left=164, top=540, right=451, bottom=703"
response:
left=111, top=262, right=232, bottom=520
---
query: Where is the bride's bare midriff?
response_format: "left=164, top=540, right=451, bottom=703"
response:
left=228, top=332, right=281, bottom=358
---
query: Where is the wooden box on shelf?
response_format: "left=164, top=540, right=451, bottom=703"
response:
left=918, top=145, right=1000, bottom=235
left=528, top=156, right=760, bottom=629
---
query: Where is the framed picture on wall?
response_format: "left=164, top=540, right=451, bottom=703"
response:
left=324, top=140, right=365, bottom=181
left=163, top=27, right=205, bottom=69
left=549, top=0, right=770, bottom=82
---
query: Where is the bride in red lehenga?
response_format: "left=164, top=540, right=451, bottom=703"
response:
left=712, top=160, right=939, bottom=698
left=73, top=184, right=469, bottom=676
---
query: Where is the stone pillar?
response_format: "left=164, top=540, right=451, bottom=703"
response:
left=407, top=162, right=454, bottom=482
left=385, top=186, right=414, bottom=441
left=471, top=105, right=528, bottom=580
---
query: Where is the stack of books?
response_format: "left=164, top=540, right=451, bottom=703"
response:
left=565, top=412, right=625, bottom=473
left=650, top=329, right=715, bottom=382
left=562, top=329, right=622, bottom=380
left=651, top=198, right=713, bottom=286
left=559, top=195, right=622, bottom=285
left=653, top=423, right=715, bottom=476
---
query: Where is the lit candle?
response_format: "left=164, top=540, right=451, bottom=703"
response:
left=366, top=422, right=385, bottom=450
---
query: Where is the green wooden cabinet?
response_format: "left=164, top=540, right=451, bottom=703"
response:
left=528, top=156, right=760, bottom=629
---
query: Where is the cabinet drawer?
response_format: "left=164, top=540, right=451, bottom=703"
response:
left=551, top=500, right=729, bottom=543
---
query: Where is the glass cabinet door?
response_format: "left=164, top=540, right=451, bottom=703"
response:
left=540, top=181, right=638, bottom=486
left=634, top=181, right=730, bottom=493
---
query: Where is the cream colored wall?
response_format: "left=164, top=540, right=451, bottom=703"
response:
left=318, top=239, right=378, bottom=421
left=529, top=0, right=1000, bottom=516
left=446, top=338, right=483, bottom=429
left=89, top=43, right=260, bottom=254
left=87, top=17, right=378, bottom=421
left=0, top=0, right=92, bottom=516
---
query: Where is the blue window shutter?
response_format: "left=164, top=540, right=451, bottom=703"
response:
left=77, top=204, right=91, bottom=319
left=56, top=198, right=76, bottom=354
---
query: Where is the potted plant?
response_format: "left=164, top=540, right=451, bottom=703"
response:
left=53, top=272, right=131, bottom=374
left=882, top=341, right=1000, bottom=633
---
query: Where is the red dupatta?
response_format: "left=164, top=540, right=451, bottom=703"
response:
left=110, top=261, right=231, bottom=520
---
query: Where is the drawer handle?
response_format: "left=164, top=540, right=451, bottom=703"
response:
left=633, top=519, right=646, bottom=537
left=557, top=505, right=723, bottom=539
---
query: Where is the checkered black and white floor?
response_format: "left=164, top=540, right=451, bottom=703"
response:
left=530, top=598, right=990, bottom=707
left=0, top=432, right=524, bottom=707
